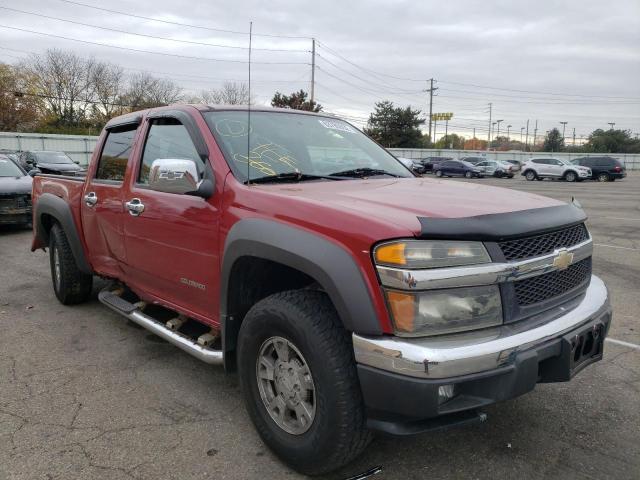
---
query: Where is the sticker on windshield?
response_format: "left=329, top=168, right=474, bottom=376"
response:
left=318, top=119, right=356, bottom=134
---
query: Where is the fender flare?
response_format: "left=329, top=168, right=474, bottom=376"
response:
left=34, top=193, right=93, bottom=274
left=220, top=218, right=382, bottom=352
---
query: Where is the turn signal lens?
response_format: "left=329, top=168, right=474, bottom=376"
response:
left=386, top=290, right=416, bottom=332
left=375, top=242, right=407, bottom=266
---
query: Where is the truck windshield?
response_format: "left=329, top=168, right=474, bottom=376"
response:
left=35, top=152, right=74, bottom=164
left=204, top=111, right=412, bottom=182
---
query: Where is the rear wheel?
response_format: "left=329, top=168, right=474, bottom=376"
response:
left=464, top=171, right=472, bottom=178
left=49, top=224, right=93, bottom=305
left=597, top=172, right=610, bottom=182
left=237, top=290, right=371, bottom=476
left=524, top=170, right=537, bottom=181
left=565, top=171, right=577, bottom=182
left=435, top=170, right=443, bottom=177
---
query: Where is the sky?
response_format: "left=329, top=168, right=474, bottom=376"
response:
left=1, top=0, right=639, bottom=142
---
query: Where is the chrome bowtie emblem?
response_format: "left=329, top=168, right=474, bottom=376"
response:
left=553, top=249, right=574, bottom=271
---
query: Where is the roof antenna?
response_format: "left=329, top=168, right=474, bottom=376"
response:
left=246, top=21, right=253, bottom=185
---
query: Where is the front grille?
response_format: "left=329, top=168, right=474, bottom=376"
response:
left=514, top=257, right=592, bottom=306
left=499, top=224, right=589, bottom=261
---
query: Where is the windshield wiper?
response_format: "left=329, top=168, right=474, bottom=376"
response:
left=245, top=171, right=346, bottom=184
left=328, top=167, right=402, bottom=178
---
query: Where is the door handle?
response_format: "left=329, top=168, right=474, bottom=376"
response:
left=84, top=192, right=98, bottom=207
left=125, top=198, right=145, bottom=217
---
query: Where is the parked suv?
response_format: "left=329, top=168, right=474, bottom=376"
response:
left=521, top=157, right=591, bottom=182
left=571, top=156, right=626, bottom=182
left=475, top=160, right=514, bottom=178
left=30, top=105, right=611, bottom=475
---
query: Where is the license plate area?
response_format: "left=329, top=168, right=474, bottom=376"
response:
left=566, top=323, right=604, bottom=376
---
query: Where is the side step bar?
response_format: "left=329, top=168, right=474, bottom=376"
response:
left=98, top=289, right=224, bottom=365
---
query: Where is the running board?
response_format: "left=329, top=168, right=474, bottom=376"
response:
left=98, top=289, right=224, bottom=365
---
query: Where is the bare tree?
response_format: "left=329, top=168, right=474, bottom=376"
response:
left=89, top=61, right=125, bottom=121
left=22, top=49, right=95, bottom=126
left=123, top=72, right=183, bottom=110
left=195, top=81, right=252, bottom=105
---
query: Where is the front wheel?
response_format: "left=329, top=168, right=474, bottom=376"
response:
left=464, top=171, right=473, bottom=178
left=435, top=170, right=443, bottom=177
left=237, top=291, right=371, bottom=476
left=524, top=170, right=537, bottom=181
left=565, top=171, right=577, bottom=182
left=49, top=223, right=93, bottom=305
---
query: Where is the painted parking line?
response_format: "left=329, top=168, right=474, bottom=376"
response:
left=606, top=338, right=640, bottom=350
left=594, top=243, right=639, bottom=251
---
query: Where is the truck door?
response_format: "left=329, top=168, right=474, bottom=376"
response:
left=121, top=112, right=220, bottom=323
left=80, top=123, right=139, bottom=278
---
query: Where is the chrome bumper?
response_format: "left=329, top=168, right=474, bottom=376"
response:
left=353, top=275, right=610, bottom=379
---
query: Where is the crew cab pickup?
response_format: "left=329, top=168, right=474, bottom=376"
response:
left=31, top=105, right=612, bottom=475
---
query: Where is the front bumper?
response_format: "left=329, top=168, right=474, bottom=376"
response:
left=0, top=207, right=32, bottom=225
left=354, top=275, right=611, bottom=433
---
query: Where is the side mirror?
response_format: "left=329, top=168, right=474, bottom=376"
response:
left=73, top=159, right=80, bottom=164
left=28, top=168, right=41, bottom=177
left=148, top=158, right=213, bottom=198
left=25, top=158, right=34, bottom=165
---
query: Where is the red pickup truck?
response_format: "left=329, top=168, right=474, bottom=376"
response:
left=31, top=105, right=611, bottom=475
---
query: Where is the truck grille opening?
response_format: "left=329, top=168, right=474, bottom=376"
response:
left=498, top=224, right=589, bottom=261
left=514, top=257, right=592, bottom=306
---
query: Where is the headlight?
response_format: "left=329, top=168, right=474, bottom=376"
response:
left=385, top=285, right=503, bottom=336
left=374, top=240, right=491, bottom=269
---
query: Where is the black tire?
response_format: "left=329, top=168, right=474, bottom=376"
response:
left=435, top=170, right=443, bottom=177
left=49, top=223, right=93, bottom=305
left=524, top=170, right=537, bottom=181
left=237, top=290, right=371, bottom=476
left=597, top=172, right=610, bottom=182
left=464, top=171, right=472, bottom=178
left=564, top=171, right=577, bottom=182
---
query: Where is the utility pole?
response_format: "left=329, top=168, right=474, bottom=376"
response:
left=487, top=102, right=492, bottom=149
left=310, top=38, right=316, bottom=103
left=572, top=127, right=576, bottom=146
left=433, top=119, right=438, bottom=146
left=560, top=121, right=568, bottom=143
left=473, top=127, right=476, bottom=149
left=444, top=119, right=449, bottom=146
left=525, top=119, right=530, bottom=152
left=608, top=122, right=615, bottom=130
left=425, top=79, right=438, bottom=144
left=533, top=120, right=538, bottom=150
left=520, top=127, right=524, bottom=143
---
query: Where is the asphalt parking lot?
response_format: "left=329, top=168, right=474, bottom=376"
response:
left=1, top=174, right=639, bottom=480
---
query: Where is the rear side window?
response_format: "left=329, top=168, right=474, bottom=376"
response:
left=595, top=158, right=613, bottom=167
left=96, top=127, right=137, bottom=181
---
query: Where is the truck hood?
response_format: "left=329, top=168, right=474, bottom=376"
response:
left=254, top=177, right=565, bottom=236
left=36, top=162, right=82, bottom=173
left=0, top=175, right=32, bottom=195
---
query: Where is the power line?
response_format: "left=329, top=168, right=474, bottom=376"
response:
left=0, top=24, right=310, bottom=65
left=0, top=6, right=309, bottom=53
left=438, top=88, right=639, bottom=104
left=55, top=0, right=312, bottom=40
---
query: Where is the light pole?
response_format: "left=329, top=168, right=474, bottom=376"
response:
left=491, top=122, right=497, bottom=146
left=608, top=122, right=616, bottom=130
left=496, top=119, right=504, bottom=138
left=507, top=124, right=512, bottom=140
left=560, top=121, right=568, bottom=143
left=520, top=127, right=524, bottom=143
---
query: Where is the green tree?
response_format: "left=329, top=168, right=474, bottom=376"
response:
left=543, top=128, right=564, bottom=152
left=584, top=129, right=640, bottom=153
left=364, top=101, right=425, bottom=148
left=271, top=90, right=322, bottom=112
left=436, top=133, right=465, bottom=149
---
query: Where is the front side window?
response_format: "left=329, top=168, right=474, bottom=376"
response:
left=138, top=118, right=204, bottom=184
left=0, top=157, right=24, bottom=177
left=204, top=111, right=412, bottom=182
left=96, top=127, right=137, bottom=181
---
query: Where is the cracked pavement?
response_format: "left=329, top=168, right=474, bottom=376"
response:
left=1, top=175, right=639, bottom=480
